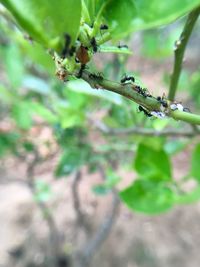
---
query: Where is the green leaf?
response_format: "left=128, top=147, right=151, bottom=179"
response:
left=92, top=169, right=121, bottom=195
left=12, top=102, right=32, bottom=130
left=84, top=0, right=105, bottom=22
left=134, top=143, right=172, bottom=180
left=3, top=44, right=24, bottom=89
left=120, top=179, right=174, bottom=214
left=23, top=142, right=35, bottom=152
left=1, top=0, right=81, bottom=50
left=164, top=140, right=187, bottom=155
left=55, top=126, right=87, bottom=147
left=103, top=0, right=200, bottom=39
left=22, top=76, right=50, bottom=95
left=57, top=106, right=85, bottom=128
left=30, top=102, right=57, bottom=124
left=0, top=83, right=14, bottom=103
left=0, top=132, right=20, bottom=157
left=11, top=100, right=57, bottom=129
left=18, top=40, right=55, bottom=74
left=105, top=169, right=121, bottom=188
left=191, top=144, right=200, bottom=181
left=55, top=145, right=92, bottom=177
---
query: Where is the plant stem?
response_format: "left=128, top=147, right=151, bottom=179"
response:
left=81, top=0, right=91, bottom=24
left=169, top=109, right=200, bottom=124
left=72, top=170, right=91, bottom=233
left=88, top=117, right=200, bottom=137
left=77, top=189, right=119, bottom=267
left=168, top=6, right=200, bottom=101
left=81, top=70, right=200, bottom=125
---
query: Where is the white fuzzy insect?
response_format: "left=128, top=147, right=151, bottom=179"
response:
left=170, top=103, right=184, bottom=111
left=150, top=111, right=166, bottom=119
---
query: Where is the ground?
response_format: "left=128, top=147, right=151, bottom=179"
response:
left=1, top=131, right=200, bottom=267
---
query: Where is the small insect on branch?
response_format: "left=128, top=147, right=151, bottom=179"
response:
left=100, top=24, right=109, bottom=30
left=61, top=33, right=76, bottom=58
left=90, top=37, right=98, bottom=53
left=77, top=64, right=86, bottom=78
left=138, top=105, right=153, bottom=117
left=118, top=44, right=128, bottom=49
left=120, top=75, right=135, bottom=84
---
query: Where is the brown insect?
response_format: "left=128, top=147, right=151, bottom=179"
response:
left=76, top=45, right=90, bottom=64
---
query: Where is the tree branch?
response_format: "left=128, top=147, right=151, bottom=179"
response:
left=81, top=70, right=200, bottom=125
left=26, top=149, right=61, bottom=267
left=74, top=165, right=120, bottom=267
left=89, top=117, right=200, bottom=137
left=76, top=190, right=119, bottom=267
left=72, top=170, right=91, bottom=233
left=168, top=6, right=200, bottom=101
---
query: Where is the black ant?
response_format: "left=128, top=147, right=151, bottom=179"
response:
left=61, top=34, right=76, bottom=58
left=90, top=37, right=98, bottom=53
left=118, top=44, right=128, bottom=49
left=69, top=46, right=76, bottom=56
left=77, top=64, right=86, bottom=78
left=89, top=72, right=103, bottom=81
left=135, top=86, right=151, bottom=98
left=157, top=96, right=168, bottom=108
left=61, top=33, right=71, bottom=58
left=142, top=88, right=152, bottom=97
left=100, top=24, right=109, bottom=30
left=138, top=105, right=152, bottom=117
left=121, top=75, right=135, bottom=84
left=135, top=85, right=141, bottom=92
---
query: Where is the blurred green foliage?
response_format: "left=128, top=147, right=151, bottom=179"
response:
left=0, top=1, right=200, bottom=215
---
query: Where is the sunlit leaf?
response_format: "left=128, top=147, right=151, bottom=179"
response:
left=134, top=143, right=172, bottom=180
left=1, top=0, right=81, bottom=50
left=103, top=0, right=200, bottom=39
left=120, top=179, right=174, bottom=214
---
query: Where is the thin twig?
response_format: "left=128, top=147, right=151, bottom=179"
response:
left=26, top=149, right=61, bottom=267
left=75, top=165, right=120, bottom=267
left=168, top=6, right=200, bottom=101
left=89, top=116, right=200, bottom=137
left=77, top=190, right=120, bottom=267
left=72, top=170, right=91, bottom=233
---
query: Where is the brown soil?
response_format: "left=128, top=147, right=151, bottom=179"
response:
left=1, top=145, right=200, bottom=267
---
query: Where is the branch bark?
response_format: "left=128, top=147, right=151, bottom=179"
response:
left=89, top=117, right=200, bottom=137
left=75, top=190, right=119, bottom=267
left=81, top=70, right=200, bottom=125
left=72, top=170, right=91, bottom=233
left=168, top=6, right=200, bottom=101
left=26, top=150, right=61, bottom=267
left=74, top=165, right=120, bottom=267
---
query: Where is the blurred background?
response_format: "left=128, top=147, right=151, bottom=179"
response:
left=1, top=8, right=200, bottom=267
